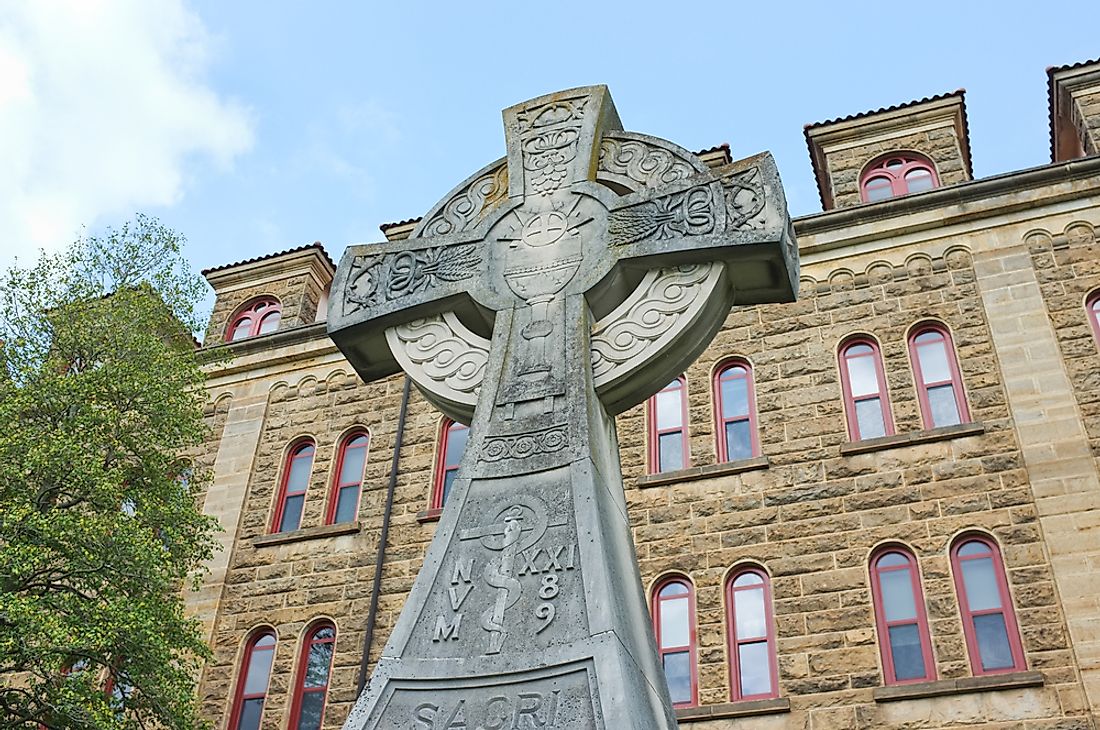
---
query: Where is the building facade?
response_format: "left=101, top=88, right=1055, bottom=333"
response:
left=189, top=58, right=1100, bottom=729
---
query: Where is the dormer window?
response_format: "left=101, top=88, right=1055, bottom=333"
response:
left=860, top=153, right=939, bottom=203
left=227, top=297, right=281, bottom=341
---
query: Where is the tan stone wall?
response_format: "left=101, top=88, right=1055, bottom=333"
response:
left=827, top=128, right=969, bottom=209
left=615, top=247, right=1084, bottom=726
left=190, top=193, right=1100, bottom=728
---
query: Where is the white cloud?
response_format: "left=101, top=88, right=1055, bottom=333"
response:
left=0, top=0, right=252, bottom=265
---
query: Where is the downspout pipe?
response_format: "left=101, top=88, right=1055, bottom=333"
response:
left=357, top=375, right=411, bottom=693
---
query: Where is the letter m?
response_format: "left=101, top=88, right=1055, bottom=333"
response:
left=432, top=613, right=462, bottom=642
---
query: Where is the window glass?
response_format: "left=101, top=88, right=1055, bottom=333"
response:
left=737, top=642, right=772, bottom=696
left=927, top=385, right=961, bottom=427
left=660, top=581, right=690, bottom=597
left=733, top=572, right=764, bottom=588
left=658, top=432, right=685, bottom=472
left=845, top=351, right=880, bottom=397
left=961, top=556, right=1003, bottom=611
left=879, top=567, right=918, bottom=622
left=279, top=495, right=305, bottom=533
left=662, top=651, right=692, bottom=704
left=915, top=335, right=951, bottom=383
left=888, top=624, right=926, bottom=680
left=855, top=398, right=887, bottom=439
left=720, top=371, right=749, bottom=418
left=333, top=488, right=358, bottom=524
left=244, top=639, right=275, bottom=694
left=238, top=701, right=264, bottom=730
left=734, top=586, right=767, bottom=639
left=296, top=695, right=324, bottom=730
left=725, top=421, right=752, bottom=461
left=258, top=310, right=281, bottom=334
left=905, top=168, right=935, bottom=193
left=655, top=384, right=684, bottom=430
left=973, top=614, right=1014, bottom=670
left=445, top=425, right=469, bottom=467
left=864, top=177, right=894, bottom=202
left=659, top=596, right=690, bottom=647
left=339, top=440, right=367, bottom=484
left=876, top=552, right=909, bottom=569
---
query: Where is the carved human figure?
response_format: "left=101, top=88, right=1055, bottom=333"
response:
left=328, top=86, right=798, bottom=730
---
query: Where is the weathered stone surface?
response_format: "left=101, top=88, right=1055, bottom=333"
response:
left=327, top=86, right=797, bottom=729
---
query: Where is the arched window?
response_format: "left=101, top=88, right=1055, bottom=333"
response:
left=951, top=536, right=1026, bottom=675
left=431, top=419, right=469, bottom=510
left=288, top=623, right=336, bottom=730
left=909, top=324, right=969, bottom=429
left=327, top=432, right=368, bottom=524
left=227, top=297, right=282, bottom=341
left=839, top=337, right=893, bottom=440
left=869, top=547, right=935, bottom=684
left=652, top=577, right=698, bottom=707
left=1087, top=291, right=1100, bottom=347
left=648, top=376, right=689, bottom=473
left=228, top=631, right=276, bottom=730
left=860, top=154, right=939, bottom=203
left=714, top=360, right=760, bottom=462
left=726, top=567, right=778, bottom=700
left=272, top=440, right=315, bottom=533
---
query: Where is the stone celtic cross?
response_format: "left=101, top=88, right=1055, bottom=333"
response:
left=328, top=86, right=798, bottom=729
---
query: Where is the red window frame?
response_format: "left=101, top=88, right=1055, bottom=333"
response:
left=226, top=297, right=282, bottom=341
left=652, top=576, right=699, bottom=707
left=227, top=631, right=276, bottom=730
left=647, top=376, right=690, bottom=473
left=430, top=419, right=468, bottom=510
left=860, top=153, right=940, bottom=203
left=271, top=440, right=316, bottom=533
left=908, top=324, right=970, bottom=429
left=869, top=546, right=936, bottom=685
left=950, top=535, right=1027, bottom=675
left=326, top=431, right=369, bottom=525
left=1087, top=291, right=1100, bottom=348
left=726, top=567, right=779, bottom=701
left=714, top=359, right=761, bottom=462
left=287, top=622, right=336, bottom=730
left=838, top=337, right=894, bottom=441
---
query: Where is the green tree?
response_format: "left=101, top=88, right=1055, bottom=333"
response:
left=0, top=215, right=219, bottom=729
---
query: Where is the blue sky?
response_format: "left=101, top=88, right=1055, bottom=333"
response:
left=1, top=1, right=1097, bottom=290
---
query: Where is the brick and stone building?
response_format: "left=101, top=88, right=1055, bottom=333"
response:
left=189, top=58, right=1100, bottom=729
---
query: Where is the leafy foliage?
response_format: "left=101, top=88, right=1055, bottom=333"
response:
left=0, top=216, right=219, bottom=729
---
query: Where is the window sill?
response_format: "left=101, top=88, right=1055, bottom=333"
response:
left=253, top=521, right=360, bottom=547
left=840, top=422, right=985, bottom=456
left=872, top=670, right=1043, bottom=703
left=637, top=456, right=770, bottom=489
left=676, top=697, right=790, bottom=722
left=416, top=508, right=443, bottom=523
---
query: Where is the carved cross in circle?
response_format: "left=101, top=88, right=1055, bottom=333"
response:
left=330, top=85, right=798, bottom=426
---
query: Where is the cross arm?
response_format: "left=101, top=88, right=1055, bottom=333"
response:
left=327, top=235, right=487, bottom=383
left=607, top=152, right=799, bottom=305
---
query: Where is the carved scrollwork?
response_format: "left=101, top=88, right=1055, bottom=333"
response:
left=598, top=138, right=696, bottom=189
left=607, top=185, right=716, bottom=246
left=590, top=263, right=720, bottom=381
left=419, top=164, right=508, bottom=238
left=386, top=314, right=489, bottom=404
left=722, top=166, right=766, bottom=230
left=344, top=244, right=482, bottom=315
left=479, top=425, right=569, bottom=462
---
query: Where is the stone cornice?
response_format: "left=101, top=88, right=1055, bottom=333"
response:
left=203, top=245, right=335, bottom=294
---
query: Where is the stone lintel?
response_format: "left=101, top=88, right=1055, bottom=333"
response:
left=252, top=520, right=361, bottom=547
left=839, top=422, right=985, bottom=456
left=675, top=697, right=791, bottom=722
left=1049, top=58, right=1100, bottom=161
left=872, top=670, right=1044, bottom=703
left=416, top=507, right=443, bottom=523
left=637, top=456, right=770, bottom=488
